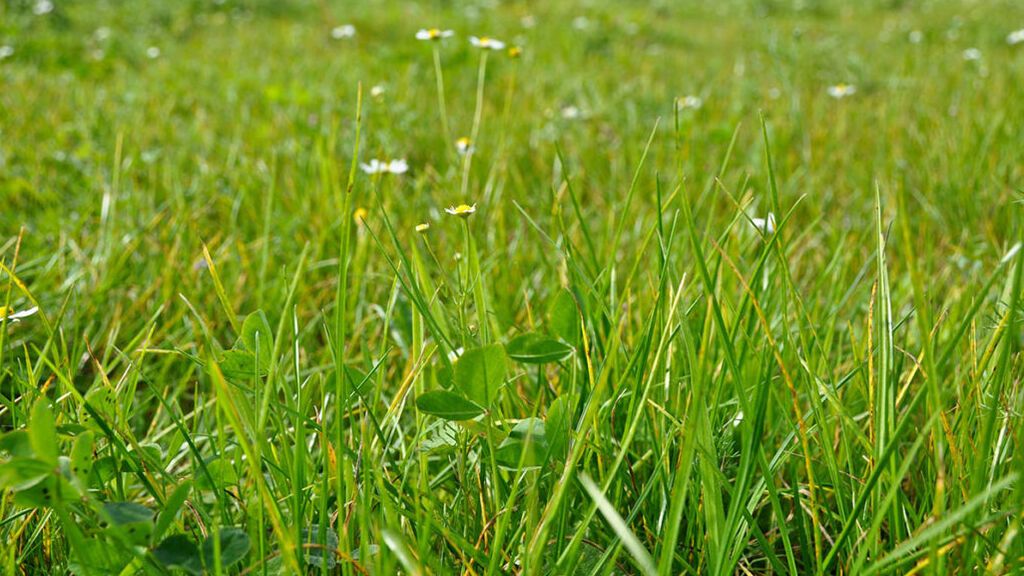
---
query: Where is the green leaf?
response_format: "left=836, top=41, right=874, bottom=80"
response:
left=0, top=430, right=32, bottom=458
left=505, top=333, right=574, bottom=364
left=154, top=481, right=192, bottom=542
left=416, top=391, right=485, bottom=421
left=452, top=344, right=507, bottom=407
left=29, top=397, right=58, bottom=465
left=0, top=457, right=52, bottom=491
left=547, top=289, right=581, bottom=346
left=202, top=527, right=250, bottom=569
left=301, top=526, right=339, bottom=569
left=218, top=310, right=274, bottom=379
left=195, top=457, right=238, bottom=491
left=69, top=431, right=94, bottom=490
left=545, top=395, right=572, bottom=463
left=104, top=502, right=155, bottom=525
left=152, top=535, right=202, bottom=575
left=103, top=502, right=155, bottom=545
left=496, top=418, right=548, bottom=468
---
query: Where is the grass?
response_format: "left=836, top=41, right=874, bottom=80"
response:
left=1, top=0, right=1024, bottom=574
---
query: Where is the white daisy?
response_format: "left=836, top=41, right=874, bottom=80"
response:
left=0, top=306, right=39, bottom=323
left=678, top=95, right=703, bottom=110
left=1007, top=29, right=1024, bottom=46
left=415, top=28, right=454, bottom=41
left=331, top=24, right=356, bottom=39
left=560, top=105, right=581, bottom=119
left=455, top=137, right=474, bottom=155
left=33, top=0, right=54, bottom=15
left=469, top=36, right=506, bottom=50
left=751, top=213, right=776, bottom=235
left=360, top=159, right=408, bottom=175
left=827, top=83, right=856, bottom=99
left=962, top=48, right=982, bottom=61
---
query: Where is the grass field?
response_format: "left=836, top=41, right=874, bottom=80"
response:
left=2, top=0, right=1024, bottom=574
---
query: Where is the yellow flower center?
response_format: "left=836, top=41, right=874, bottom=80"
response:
left=429, top=28, right=441, bottom=38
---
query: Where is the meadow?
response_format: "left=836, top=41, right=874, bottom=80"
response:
left=2, top=0, right=1024, bottom=573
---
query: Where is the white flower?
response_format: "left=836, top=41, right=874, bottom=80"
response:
left=445, top=203, right=477, bottom=218
left=33, top=0, right=54, bottom=15
left=751, top=213, right=776, bottom=235
left=0, top=306, right=39, bottom=323
left=0, top=46, right=13, bottom=60
left=678, top=95, right=703, bottom=110
left=909, top=30, right=923, bottom=44
left=331, top=24, right=356, bottom=39
left=827, top=83, right=856, bottom=99
left=94, top=27, right=111, bottom=41
left=572, top=16, right=591, bottom=30
left=1007, top=29, right=1024, bottom=46
left=520, top=15, right=536, bottom=29
left=731, top=410, right=744, bottom=428
left=962, top=48, right=982, bottom=61
left=416, top=28, right=454, bottom=41
left=447, top=347, right=465, bottom=362
left=455, top=137, right=474, bottom=155
left=370, top=85, right=385, bottom=98
left=469, top=36, right=506, bottom=50
left=561, top=105, right=581, bottom=119
left=146, top=46, right=161, bottom=59
left=360, top=159, right=408, bottom=175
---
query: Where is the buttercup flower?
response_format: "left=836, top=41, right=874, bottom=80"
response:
left=827, top=83, right=856, bottom=99
left=455, top=137, right=474, bottom=155
left=353, top=207, right=369, bottom=224
left=469, top=36, right=506, bottom=50
left=331, top=24, right=356, bottom=39
left=508, top=46, right=523, bottom=58
left=751, top=213, right=776, bottom=235
left=0, top=306, right=39, bottom=323
left=416, top=28, right=454, bottom=41
left=360, top=159, right=409, bottom=175
left=445, top=203, right=477, bottom=218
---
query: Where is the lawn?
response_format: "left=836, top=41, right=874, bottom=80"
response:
left=2, top=0, right=1024, bottom=574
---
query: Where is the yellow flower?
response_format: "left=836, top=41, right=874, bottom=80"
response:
left=445, top=203, right=477, bottom=218
left=508, top=46, right=523, bottom=58
left=353, top=207, right=369, bottom=224
left=415, top=223, right=430, bottom=233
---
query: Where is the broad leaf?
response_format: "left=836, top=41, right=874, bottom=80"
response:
left=452, top=344, right=507, bottom=407
left=505, top=333, right=574, bottom=364
left=29, top=397, right=58, bottom=465
left=416, top=391, right=485, bottom=421
left=152, top=535, right=202, bottom=575
left=202, top=527, right=251, bottom=569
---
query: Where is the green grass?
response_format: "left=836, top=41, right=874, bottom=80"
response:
left=2, top=0, right=1024, bottom=573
